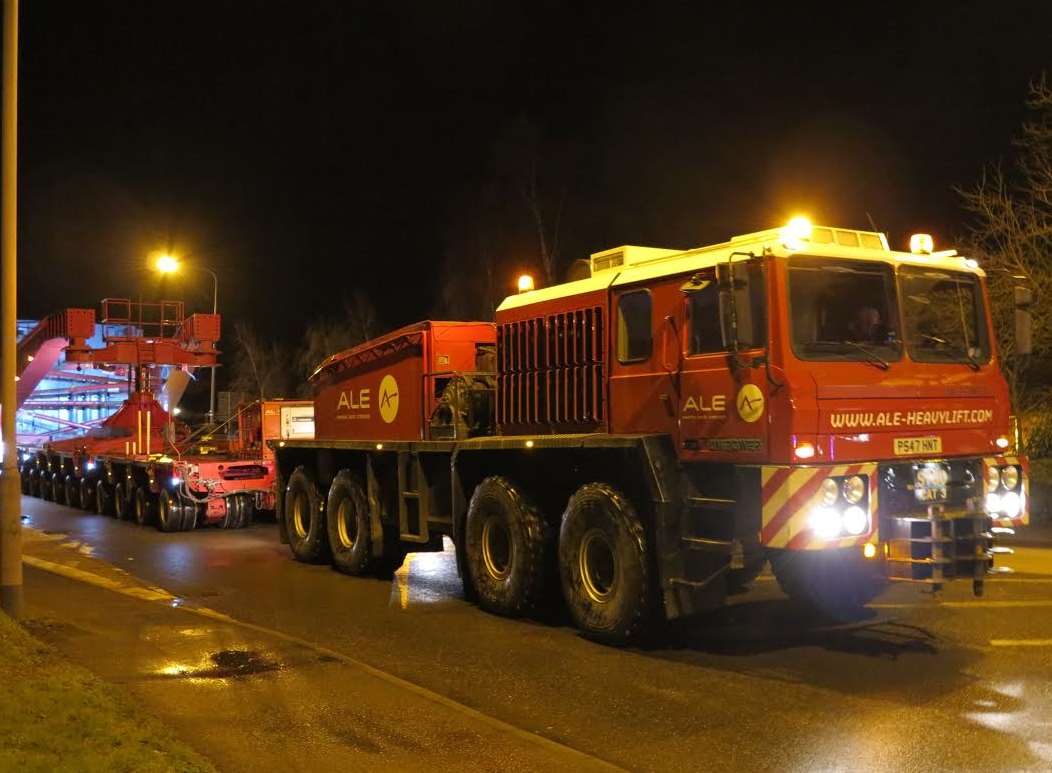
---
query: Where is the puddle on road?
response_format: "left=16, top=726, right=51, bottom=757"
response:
left=155, top=649, right=283, bottom=680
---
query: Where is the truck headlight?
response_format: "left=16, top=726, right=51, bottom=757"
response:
left=1000, top=491, right=1022, bottom=518
left=819, top=479, right=839, bottom=506
left=1000, top=465, right=1019, bottom=491
left=842, top=505, right=868, bottom=536
left=842, top=475, right=865, bottom=504
left=809, top=507, right=842, bottom=540
left=986, top=466, right=1001, bottom=490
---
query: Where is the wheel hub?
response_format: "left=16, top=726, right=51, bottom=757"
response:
left=335, top=499, right=358, bottom=549
left=579, top=528, right=616, bottom=603
left=292, top=492, right=310, bottom=539
left=481, top=517, right=512, bottom=580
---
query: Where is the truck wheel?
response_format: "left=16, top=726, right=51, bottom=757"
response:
left=559, top=483, right=651, bottom=645
left=465, top=476, right=550, bottom=617
left=326, top=471, right=374, bottom=576
left=133, top=486, right=158, bottom=527
left=95, top=481, right=115, bottom=516
left=64, top=475, right=81, bottom=509
left=770, top=549, right=886, bottom=620
left=284, top=466, right=329, bottom=563
left=113, top=482, right=129, bottom=520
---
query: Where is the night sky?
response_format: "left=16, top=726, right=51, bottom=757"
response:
left=13, top=2, right=1052, bottom=356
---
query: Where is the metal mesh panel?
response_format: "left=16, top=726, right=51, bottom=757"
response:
left=497, top=307, right=604, bottom=433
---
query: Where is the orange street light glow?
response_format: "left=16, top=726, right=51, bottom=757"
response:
left=155, top=254, right=180, bottom=273
left=517, top=274, right=535, bottom=293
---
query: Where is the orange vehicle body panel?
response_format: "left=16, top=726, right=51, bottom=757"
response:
left=310, top=321, right=495, bottom=442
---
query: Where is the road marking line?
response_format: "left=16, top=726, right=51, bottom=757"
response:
left=23, top=554, right=175, bottom=603
left=872, top=600, right=1052, bottom=609
left=989, top=639, right=1052, bottom=647
left=24, top=552, right=625, bottom=772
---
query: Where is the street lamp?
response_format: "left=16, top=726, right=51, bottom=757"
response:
left=153, top=253, right=219, bottom=426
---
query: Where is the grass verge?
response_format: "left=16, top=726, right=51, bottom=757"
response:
left=0, top=611, right=215, bottom=773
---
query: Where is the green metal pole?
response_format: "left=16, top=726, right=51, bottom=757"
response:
left=1, top=0, right=23, bottom=618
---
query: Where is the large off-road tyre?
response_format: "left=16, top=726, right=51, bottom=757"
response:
left=53, top=472, right=68, bottom=505
left=157, top=489, right=185, bottom=532
left=770, top=548, right=887, bottom=620
left=325, top=471, right=375, bottom=576
left=133, top=486, right=158, bottom=527
left=284, top=466, right=329, bottom=563
left=64, top=475, right=81, bottom=509
left=559, top=483, right=652, bottom=645
left=95, top=480, right=115, bottom=516
left=113, top=481, right=129, bottom=520
left=465, top=476, right=551, bottom=617
left=79, top=477, right=96, bottom=511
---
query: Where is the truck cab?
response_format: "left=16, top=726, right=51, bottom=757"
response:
left=498, top=219, right=1027, bottom=596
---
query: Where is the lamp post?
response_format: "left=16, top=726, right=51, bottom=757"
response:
left=154, top=254, right=219, bottom=426
left=0, top=0, right=21, bottom=618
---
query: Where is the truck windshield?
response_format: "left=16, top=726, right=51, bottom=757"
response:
left=900, top=267, right=989, bottom=366
left=789, top=256, right=902, bottom=363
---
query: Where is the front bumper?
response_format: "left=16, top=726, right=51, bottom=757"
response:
left=760, top=454, right=1028, bottom=590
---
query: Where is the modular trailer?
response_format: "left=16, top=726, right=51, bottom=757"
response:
left=273, top=223, right=1030, bottom=643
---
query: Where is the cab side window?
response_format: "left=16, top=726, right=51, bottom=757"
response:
left=617, top=290, right=652, bottom=363
left=688, top=283, right=724, bottom=354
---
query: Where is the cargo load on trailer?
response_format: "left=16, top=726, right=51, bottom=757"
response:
left=18, top=298, right=314, bottom=532
left=272, top=220, right=1030, bottom=643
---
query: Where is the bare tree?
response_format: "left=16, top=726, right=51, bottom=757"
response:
left=294, top=292, right=381, bottom=396
left=958, top=76, right=1052, bottom=416
left=229, top=322, right=291, bottom=401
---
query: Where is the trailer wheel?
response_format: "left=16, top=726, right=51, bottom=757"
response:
left=220, top=494, right=253, bottom=529
left=179, top=499, right=200, bottom=531
left=770, top=549, right=886, bottom=620
left=157, top=489, right=184, bottom=532
left=559, top=483, right=652, bottom=645
left=113, top=482, right=129, bottom=520
left=465, top=476, right=550, bottom=617
left=79, top=478, right=96, bottom=511
left=133, top=486, right=158, bottom=527
left=64, top=475, right=81, bottom=509
left=326, top=471, right=374, bottom=576
left=284, top=466, right=329, bottom=563
left=95, top=481, right=115, bottom=516
left=53, top=473, right=68, bottom=506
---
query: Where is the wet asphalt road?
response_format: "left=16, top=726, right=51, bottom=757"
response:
left=17, top=495, right=1052, bottom=772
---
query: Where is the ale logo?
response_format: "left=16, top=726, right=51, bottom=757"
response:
left=736, top=383, right=764, bottom=423
left=378, top=374, right=399, bottom=424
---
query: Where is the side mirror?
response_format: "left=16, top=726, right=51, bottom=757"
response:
left=1014, top=285, right=1033, bottom=356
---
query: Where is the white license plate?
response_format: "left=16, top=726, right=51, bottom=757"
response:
left=893, top=436, right=942, bottom=456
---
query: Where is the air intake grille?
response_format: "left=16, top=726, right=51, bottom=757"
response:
left=498, top=307, right=605, bottom=433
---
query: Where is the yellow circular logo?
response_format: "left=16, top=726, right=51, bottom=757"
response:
left=378, top=374, right=399, bottom=424
left=736, top=383, right=765, bottom=423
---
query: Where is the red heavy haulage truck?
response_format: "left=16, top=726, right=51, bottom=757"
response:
left=273, top=220, right=1030, bottom=643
